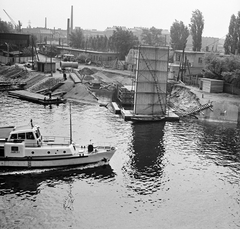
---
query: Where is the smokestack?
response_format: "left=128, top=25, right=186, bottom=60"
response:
left=67, top=18, right=70, bottom=45
left=71, top=5, right=73, bottom=32
left=45, top=17, right=47, bottom=28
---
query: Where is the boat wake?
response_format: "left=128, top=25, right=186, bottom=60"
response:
left=0, top=160, right=111, bottom=176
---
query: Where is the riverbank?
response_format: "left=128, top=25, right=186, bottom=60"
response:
left=169, top=82, right=240, bottom=123
left=1, top=64, right=240, bottom=123
left=0, top=64, right=134, bottom=104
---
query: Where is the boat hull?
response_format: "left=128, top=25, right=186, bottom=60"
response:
left=0, top=150, right=115, bottom=169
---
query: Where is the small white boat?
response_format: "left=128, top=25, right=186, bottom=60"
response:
left=0, top=122, right=116, bottom=169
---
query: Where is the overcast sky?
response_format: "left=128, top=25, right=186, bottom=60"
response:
left=1, top=0, right=239, bottom=38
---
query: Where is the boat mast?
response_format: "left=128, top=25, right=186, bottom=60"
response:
left=69, top=102, right=72, bottom=144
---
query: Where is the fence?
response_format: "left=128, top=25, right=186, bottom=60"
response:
left=0, top=55, right=32, bottom=65
left=224, top=83, right=240, bottom=95
left=182, top=75, right=202, bottom=87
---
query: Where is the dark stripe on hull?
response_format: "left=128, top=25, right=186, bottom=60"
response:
left=0, top=155, right=88, bottom=161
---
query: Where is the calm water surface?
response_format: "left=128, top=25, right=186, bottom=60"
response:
left=0, top=92, right=240, bottom=229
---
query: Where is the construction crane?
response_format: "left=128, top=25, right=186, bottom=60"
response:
left=3, top=9, right=22, bottom=32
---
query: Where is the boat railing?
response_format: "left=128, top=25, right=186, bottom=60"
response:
left=42, top=136, right=71, bottom=144
left=93, top=143, right=116, bottom=151
left=25, top=142, right=39, bottom=147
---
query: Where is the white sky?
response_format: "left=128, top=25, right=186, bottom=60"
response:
left=0, top=0, right=239, bottom=38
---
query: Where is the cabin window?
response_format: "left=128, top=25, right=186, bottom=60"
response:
left=26, top=132, right=35, bottom=140
left=18, top=133, right=25, bottom=140
left=10, top=134, right=18, bottom=139
left=35, top=129, right=41, bottom=139
left=198, top=57, right=203, bottom=64
left=11, top=146, right=18, bottom=152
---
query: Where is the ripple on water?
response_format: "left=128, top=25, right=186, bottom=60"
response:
left=1, top=96, right=240, bottom=228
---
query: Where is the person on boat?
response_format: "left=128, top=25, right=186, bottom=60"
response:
left=30, top=119, right=34, bottom=128
left=49, top=91, right=52, bottom=100
left=63, top=70, right=67, bottom=81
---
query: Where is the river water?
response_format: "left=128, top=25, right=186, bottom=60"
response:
left=0, top=92, right=240, bottom=229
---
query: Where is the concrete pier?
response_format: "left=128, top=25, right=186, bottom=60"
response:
left=121, top=109, right=179, bottom=122
left=111, top=102, right=121, bottom=114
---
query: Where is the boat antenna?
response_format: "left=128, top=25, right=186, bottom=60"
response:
left=69, top=102, right=72, bottom=144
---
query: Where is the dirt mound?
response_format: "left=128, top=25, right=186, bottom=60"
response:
left=0, top=65, right=47, bottom=88
left=53, top=80, right=97, bottom=103
left=78, top=67, right=95, bottom=75
left=24, top=74, right=47, bottom=89
left=93, top=71, right=133, bottom=86
left=29, top=77, right=62, bottom=92
left=0, top=66, right=29, bottom=83
left=169, top=84, right=201, bottom=112
left=64, top=83, right=98, bottom=103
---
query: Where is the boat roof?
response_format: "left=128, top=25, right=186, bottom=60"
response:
left=11, top=125, right=39, bottom=134
left=0, top=126, right=15, bottom=139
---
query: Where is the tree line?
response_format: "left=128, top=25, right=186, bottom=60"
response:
left=1, top=10, right=240, bottom=59
left=224, top=11, right=240, bottom=55
left=68, top=9, right=205, bottom=60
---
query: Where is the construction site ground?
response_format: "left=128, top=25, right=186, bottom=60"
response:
left=0, top=63, right=134, bottom=104
left=1, top=63, right=240, bottom=123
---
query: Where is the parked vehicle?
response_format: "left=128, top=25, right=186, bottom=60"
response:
left=24, top=60, right=34, bottom=68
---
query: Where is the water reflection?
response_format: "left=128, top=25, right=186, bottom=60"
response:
left=196, top=121, right=240, bottom=168
left=124, top=122, right=166, bottom=195
left=0, top=165, right=115, bottom=196
left=1, top=94, right=240, bottom=227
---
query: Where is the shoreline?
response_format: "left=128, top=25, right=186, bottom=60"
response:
left=2, top=64, right=240, bottom=124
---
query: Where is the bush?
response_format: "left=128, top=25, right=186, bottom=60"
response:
left=76, top=54, right=87, bottom=63
left=222, top=69, right=240, bottom=87
left=204, top=53, right=240, bottom=87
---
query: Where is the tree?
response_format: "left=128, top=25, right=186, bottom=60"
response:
left=203, top=53, right=224, bottom=78
left=22, top=47, right=34, bottom=57
left=237, top=12, right=240, bottom=54
left=0, top=19, right=14, bottom=33
left=203, top=53, right=240, bottom=85
left=141, top=27, right=165, bottom=46
left=48, top=45, right=59, bottom=58
left=189, top=9, right=204, bottom=51
left=69, top=28, right=85, bottom=49
left=29, top=34, right=38, bottom=47
left=170, top=20, right=189, bottom=50
left=224, top=12, right=240, bottom=54
left=110, top=27, right=139, bottom=60
left=82, top=35, right=109, bottom=52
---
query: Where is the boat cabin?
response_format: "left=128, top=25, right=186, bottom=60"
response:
left=7, top=125, right=42, bottom=147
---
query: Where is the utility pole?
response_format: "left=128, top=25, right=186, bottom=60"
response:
left=31, top=35, right=34, bottom=70
left=177, top=46, right=185, bottom=81
left=50, top=34, right=53, bottom=76
left=180, top=47, right=185, bottom=81
left=5, top=42, right=9, bottom=64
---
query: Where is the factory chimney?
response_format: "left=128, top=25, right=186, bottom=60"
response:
left=67, top=18, right=70, bottom=45
left=45, top=17, right=47, bottom=28
left=71, top=5, right=73, bottom=32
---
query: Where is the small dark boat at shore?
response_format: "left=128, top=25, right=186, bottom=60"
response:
left=8, top=90, right=66, bottom=105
